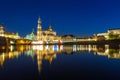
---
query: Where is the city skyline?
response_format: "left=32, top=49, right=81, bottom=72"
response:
left=0, top=0, right=120, bottom=37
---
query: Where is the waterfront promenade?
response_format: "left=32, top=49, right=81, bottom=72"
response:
left=0, top=36, right=120, bottom=46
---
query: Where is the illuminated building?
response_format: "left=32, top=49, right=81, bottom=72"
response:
left=36, top=17, right=61, bottom=44
left=0, top=25, right=5, bottom=36
left=0, top=25, right=20, bottom=39
left=62, top=35, right=75, bottom=41
left=32, top=45, right=58, bottom=72
left=108, top=28, right=120, bottom=35
left=97, top=28, right=120, bottom=40
left=25, top=29, right=36, bottom=40
left=5, top=32, right=20, bottom=39
left=97, top=33, right=108, bottom=40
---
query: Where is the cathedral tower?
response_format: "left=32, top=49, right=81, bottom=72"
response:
left=37, top=17, right=42, bottom=40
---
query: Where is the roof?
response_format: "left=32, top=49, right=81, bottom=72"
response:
left=62, top=34, right=75, bottom=37
left=5, top=32, right=14, bottom=35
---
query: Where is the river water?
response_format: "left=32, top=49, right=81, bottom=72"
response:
left=0, top=45, right=120, bottom=80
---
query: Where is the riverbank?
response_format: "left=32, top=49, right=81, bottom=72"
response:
left=63, top=39, right=120, bottom=45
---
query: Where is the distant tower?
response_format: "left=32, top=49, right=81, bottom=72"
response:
left=37, top=17, right=42, bottom=40
left=48, top=24, right=53, bottom=31
left=0, top=25, right=5, bottom=36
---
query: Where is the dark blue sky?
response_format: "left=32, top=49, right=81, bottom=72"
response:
left=0, top=0, right=120, bottom=37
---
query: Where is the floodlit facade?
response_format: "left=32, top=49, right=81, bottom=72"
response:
left=0, top=25, right=20, bottom=39
left=108, top=28, right=120, bottom=35
left=25, top=29, right=36, bottom=40
left=36, top=17, right=61, bottom=43
left=62, top=35, right=75, bottom=41
left=97, top=33, right=108, bottom=39
left=97, top=28, right=120, bottom=40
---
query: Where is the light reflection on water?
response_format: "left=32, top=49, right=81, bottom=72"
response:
left=0, top=44, right=120, bottom=80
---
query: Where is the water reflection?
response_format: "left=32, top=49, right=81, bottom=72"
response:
left=0, top=44, right=120, bottom=72
left=31, top=45, right=59, bottom=72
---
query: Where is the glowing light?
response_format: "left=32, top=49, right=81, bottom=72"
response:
left=10, top=45, right=14, bottom=51
left=32, top=40, right=44, bottom=44
left=10, top=41, right=14, bottom=44
left=105, top=49, right=109, bottom=54
left=32, top=45, right=43, bottom=51
left=73, top=45, right=76, bottom=52
left=60, top=45, right=63, bottom=51
left=46, top=45, right=49, bottom=50
left=53, top=45, right=58, bottom=51
left=59, top=40, right=62, bottom=44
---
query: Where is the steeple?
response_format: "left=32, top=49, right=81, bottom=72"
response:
left=37, top=17, right=42, bottom=40
left=38, top=16, right=41, bottom=24
left=31, top=28, right=34, bottom=34
left=37, top=17, right=42, bottom=31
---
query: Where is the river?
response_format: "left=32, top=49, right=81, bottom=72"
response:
left=0, top=44, right=120, bottom=80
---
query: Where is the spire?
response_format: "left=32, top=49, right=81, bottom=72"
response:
left=31, top=28, right=34, bottom=34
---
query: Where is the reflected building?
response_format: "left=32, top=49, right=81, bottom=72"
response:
left=76, top=44, right=120, bottom=59
left=0, top=46, right=20, bottom=66
left=76, top=45, right=97, bottom=52
left=0, top=45, right=31, bottom=67
left=1, top=44, right=120, bottom=73
left=36, top=51, right=57, bottom=72
left=32, top=45, right=62, bottom=72
left=62, top=45, right=74, bottom=54
left=15, top=45, right=30, bottom=52
left=0, top=45, right=64, bottom=72
left=90, top=45, right=120, bottom=59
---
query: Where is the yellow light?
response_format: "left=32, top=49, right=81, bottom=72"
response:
left=32, top=40, right=43, bottom=44
left=32, top=45, right=43, bottom=51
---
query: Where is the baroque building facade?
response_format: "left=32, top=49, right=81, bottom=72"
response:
left=36, top=17, right=61, bottom=43
left=96, top=28, right=120, bottom=40
left=0, top=25, right=20, bottom=39
left=25, top=29, right=36, bottom=40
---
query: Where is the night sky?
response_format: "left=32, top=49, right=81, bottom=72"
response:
left=0, top=0, right=120, bottom=37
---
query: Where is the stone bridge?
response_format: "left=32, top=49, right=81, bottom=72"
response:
left=0, top=37, right=31, bottom=46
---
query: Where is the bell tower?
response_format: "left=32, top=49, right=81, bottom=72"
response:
left=37, top=17, right=42, bottom=40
